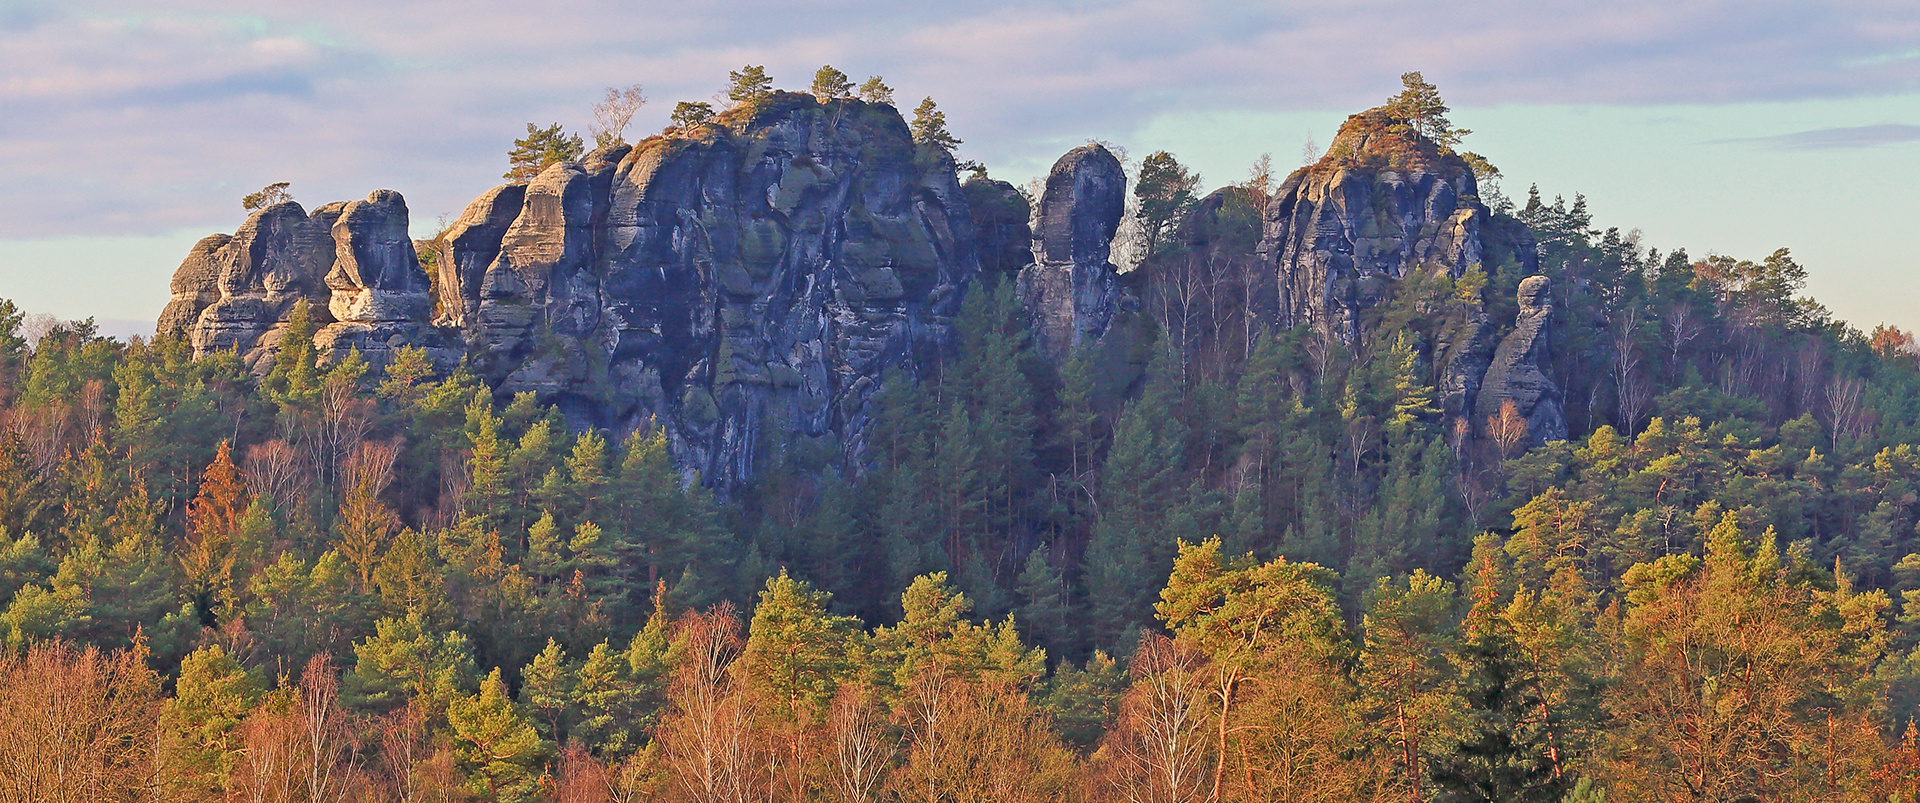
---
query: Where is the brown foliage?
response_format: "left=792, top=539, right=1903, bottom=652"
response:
left=182, top=440, right=251, bottom=603
left=1091, top=634, right=1210, bottom=803
left=337, top=440, right=402, bottom=589
left=230, top=656, right=362, bottom=803
left=0, top=641, right=161, bottom=803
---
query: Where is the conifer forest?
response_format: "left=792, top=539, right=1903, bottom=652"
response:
left=7, top=74, right=1920, bottom=802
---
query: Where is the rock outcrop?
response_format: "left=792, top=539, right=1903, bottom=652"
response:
left=1475, top=275, right=1567, bottom=445
left=162, top=92, right=996, bottom=489
left=1235, top=108, right=1550, bottom=444
left=961, top=177, right=1033, bottom=281
left=1253, top=109, right=1531, bottom=343
left=165, top=201, right=342, bottom=370
left=315, top=190, right=450, bottom=366
left=1019, top=144, right=1126, bottom=361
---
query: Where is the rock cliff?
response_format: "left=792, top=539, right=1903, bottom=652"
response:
left=160, top=97, right=1570, bottom=486
left=163, top=92, right=992, bottom=489
left=1018, top=144, right=1127, bottom=362
left=1475, top=275, right=1567, bottom=445
left=1239, top=107, right=1555, bottom=444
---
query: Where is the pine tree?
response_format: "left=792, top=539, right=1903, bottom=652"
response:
left=520, top=638, right=575, bottom=743
left=910, top=97, right=960, bottom=151
left=505, top=123, right=584, bottom=181
left=347, top=611, right=479, bottom=717
left=1427, top=619, right=1567, bottom=802
left=738, top=570, right=857, bottom=720
left=811, top=65, right=853, bottom=100
left=1014, top=544, right=1070, bottom=655
left=856, top=76, right=893, bottom=105
left=157, top=644, right=263, bottom=800
left=725, top=65, right=773, bottom=104
left=1358, top=571, right=1462, bottom=799
left=1136, top=151, right=1200, bottom=259
left=448, top=668, right=551, bottom=803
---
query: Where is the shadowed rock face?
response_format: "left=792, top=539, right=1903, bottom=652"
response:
left=162, top=92, right=990, bottom=490
left=961, top=177, right=1033, bottom=281
left=1255, top=109, right=1507, bottom=344
left=1019, top=144, right=1126, bottom=362
left=1476, top=275, right=1567, bottom=445
left=316, top=190, right=449, bottom=366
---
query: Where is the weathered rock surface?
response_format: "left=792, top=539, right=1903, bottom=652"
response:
left=1253, top=109, right=1531, bottom=343
left=164, top=92, right=1011, bottom=489
left=1019, top=144, right=1126, bottom=361
left=1475, top=275, right=1567, bottom=445
left=315, top=190, right=450, bottom=365
left=165, top=201, right=342, bottom=370
left=961, top=177, right=1033, bottom=280
left=157, top=234, right=232, bottom=337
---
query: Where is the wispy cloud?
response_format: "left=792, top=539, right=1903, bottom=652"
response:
left=0, top=0, right=1916, bottom=240
left=1716, top=124, right=1920, bottom=149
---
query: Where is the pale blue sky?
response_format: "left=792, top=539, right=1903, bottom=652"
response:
left=2, top=1, right=1915, bottom=335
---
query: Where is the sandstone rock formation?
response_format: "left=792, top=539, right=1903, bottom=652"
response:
left=314, top=190, right=450, bottom=366
left=1239, top=107, right=1547, bottom=443
left=162, top=200, right=343, bottom=370
left=1475, top=274, right=1567, bottom=445
left=1018, top=144, right=1126, bottom=361
left=1253, top=109, right=1532, bottom=343
left=961, top=176, right=1033, bottom=281
left=162, top=92, right=998, bottom=489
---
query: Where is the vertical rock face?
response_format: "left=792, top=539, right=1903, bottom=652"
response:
left=162, top=201, right=341, bottom=370
left=584, top=96, right=978, bottom=485
left=316, top=190, right=449, bottom=365
left=1476, top=275, right=1567, bottom=445
left=165, top=92, right=981, bottom=489
left=1019, top=144, right=1126, bottom=361
left=1254, top=109, right=1517, bottom=343
left=157, top=234, right=232, bottom=338
left=435, top=184, right=528, bottom=329
left=961, top=176, right=1033, bottom=281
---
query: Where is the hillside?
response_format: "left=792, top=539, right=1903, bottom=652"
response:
left=6, top=78, right=1920, bottom=800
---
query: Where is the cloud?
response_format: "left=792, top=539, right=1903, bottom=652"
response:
left=1751, top=124, right=1920, bottom=149
left=0, top=0, right=1917, bottom=240
left=1709, top=123, right=1920, bottom=149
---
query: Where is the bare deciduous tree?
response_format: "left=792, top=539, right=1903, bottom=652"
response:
left=591, top=85, right=648, bottom=148
left=826, top=684, right=894, bottom=803
left=0, top=641, right=161, bottom=803
left=1094, top=634, right=1210, bottom=803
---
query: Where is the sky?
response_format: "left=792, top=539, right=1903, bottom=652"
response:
left=1, top=0, right=1916, bottom=338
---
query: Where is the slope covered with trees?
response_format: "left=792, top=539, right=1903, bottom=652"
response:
left=5, top=73, right=1920, bottom=801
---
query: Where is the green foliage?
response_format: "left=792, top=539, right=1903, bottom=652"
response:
left=449, top=668, right=551, bottom=802
left=670, top=100, right=714, bottom=129
left=505, top=122, right=584, bottom=182
left=240, top=181, right=291, bottom=211
left=811, top=65, right=853, bottom=100
left=1383, top=70, right=1470, bottom=151
left=1135, top=151, right=1200, bottom=259
left=910, top=96, right=960, bottom=151
left=856, top=75, right=894, bottom=105
left=725, top=64, right=773, bottom=104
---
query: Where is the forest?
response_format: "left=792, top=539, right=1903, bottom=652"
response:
left=8, top=78, right=1920, bottom=801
